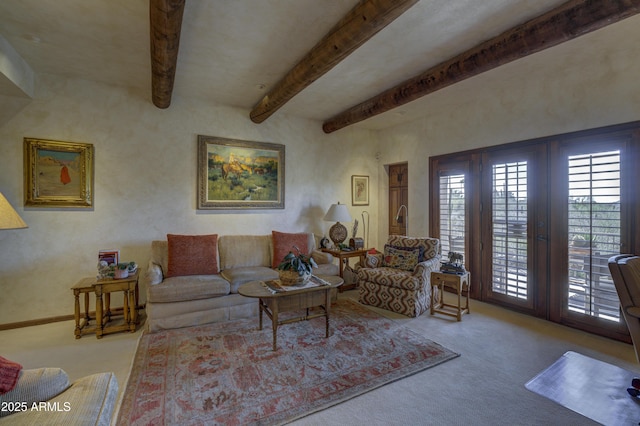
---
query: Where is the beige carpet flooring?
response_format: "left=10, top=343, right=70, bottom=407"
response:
left=1, top=290, right=637, bottom=426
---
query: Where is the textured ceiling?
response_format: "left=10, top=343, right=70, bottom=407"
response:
left=0, top=0, right=636, bottom=130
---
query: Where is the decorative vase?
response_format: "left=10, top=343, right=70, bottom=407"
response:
left=278, top=270, right=310, bottom=286
left=114, top=268, right=129, bottom=279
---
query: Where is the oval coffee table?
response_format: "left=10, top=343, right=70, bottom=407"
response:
left=238, top=275, right=343, bottom=350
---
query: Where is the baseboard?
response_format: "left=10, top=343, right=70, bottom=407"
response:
left=0, top=314, right=74, bottom=331
left=0, top=305, right=145, bottom=331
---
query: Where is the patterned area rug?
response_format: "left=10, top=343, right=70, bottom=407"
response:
left=118, top=299, right=459, bottom=425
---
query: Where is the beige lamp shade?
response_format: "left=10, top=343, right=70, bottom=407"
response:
left=324, top=202, right=351, bottom=246
left=0, top=192, right=28, bottom=229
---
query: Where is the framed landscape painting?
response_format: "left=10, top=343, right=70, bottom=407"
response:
left=24, top=138, right=94, bottom=208
left=197, top=135, right=285, bottom=209
left=352, top=175, right=369, bottom=206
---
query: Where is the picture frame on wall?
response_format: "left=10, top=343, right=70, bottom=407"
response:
left=23, top=138, right=94, bottom=208
left=197, top=135, right=285, bottom=210
left=352, top=175, right=369, bottom=206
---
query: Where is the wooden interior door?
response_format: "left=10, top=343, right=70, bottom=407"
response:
left=389, top=163, right=408, bottom=235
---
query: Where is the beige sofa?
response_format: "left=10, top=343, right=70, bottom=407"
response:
left=146, top=232, right=339, bottom=332
left=0, top=368, right=117, bottom=425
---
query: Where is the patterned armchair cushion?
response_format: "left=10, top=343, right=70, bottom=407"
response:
left=382, top=245, right=420, bottom=271
left=386, top=235, right=440, bottom=260
left=363, top=251, right=383, bottom=268
left=358, top=267, right=422, bottom=291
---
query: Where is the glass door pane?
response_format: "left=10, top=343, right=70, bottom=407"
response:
left=567, top=150, right=621, bottom=321
left=439, top=173, right=466, bottom=260
left=491, top=161, right=529, bottom=300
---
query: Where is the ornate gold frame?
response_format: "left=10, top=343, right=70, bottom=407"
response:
left=24, top=138, right=94, bottom=208
left=197, top=135, right=285, bottom=210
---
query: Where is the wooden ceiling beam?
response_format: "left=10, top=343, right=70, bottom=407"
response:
left=150, top=0, right=185, bottom=109
left=323, top=0, right=640, bottom=133
left=250, top=0, right=419, bottom=124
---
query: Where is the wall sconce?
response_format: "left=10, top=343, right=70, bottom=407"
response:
left=323, top=202, right=352, bottom=247
left=0, top=192, right=27, bottom=230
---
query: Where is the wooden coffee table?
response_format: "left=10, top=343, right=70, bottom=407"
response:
left=238, top=275, right=343, bottom=350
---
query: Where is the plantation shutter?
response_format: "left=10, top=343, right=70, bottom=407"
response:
left=566, top=150, right=621, bottom=321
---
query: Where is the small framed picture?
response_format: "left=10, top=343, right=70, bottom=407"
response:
left=351, top=175, right=369, bottom=206
left=98, top=250, right=119, bottom=265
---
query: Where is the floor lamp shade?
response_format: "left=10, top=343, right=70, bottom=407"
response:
left=0, top=192, right=27, bottom=229
left=324, top=202, right=351, bottom=246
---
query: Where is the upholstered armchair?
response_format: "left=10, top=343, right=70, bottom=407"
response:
left=608, top=254, right=640, bottom=362
left=358, top=235, right=441, bottom=317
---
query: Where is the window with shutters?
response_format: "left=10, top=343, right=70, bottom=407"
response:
left=567, top=150, right=621, bottom=321
left=439, top=173, right=465, bottom=259
left=429, top=121, right=640, bottom=343
left=492, top=161, right=528, bottom=300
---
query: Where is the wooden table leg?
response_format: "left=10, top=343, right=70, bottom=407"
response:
left=325, top=288, right=331, bottom=338
left=122, top=288, right=130, bottom=328
left=83, top=292, right=90, bottom=323
left=128, top=284, right=137, bottom=331
left=258, top=299, right=264, bottom=330
left=104, top=292, right=111, bottom=323
left=271, top=300, right=279, bottom=351
left=73, top=289, right=81, bottom=339
left=95, top=285, right=103, bottom=339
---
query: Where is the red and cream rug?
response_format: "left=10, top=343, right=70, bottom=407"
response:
left=118, top=299, right=459, bottom=425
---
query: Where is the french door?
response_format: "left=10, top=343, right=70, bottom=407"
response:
left=549, top=135, right=633, bottom=340
left=430, top=121, right=640, bottom=341
left=480, top=146, right=547, bottom=315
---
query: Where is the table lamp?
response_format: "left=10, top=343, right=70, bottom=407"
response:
left=0, top=192, right=27, bottom=229
left=323, top=202, right=351, bottom=247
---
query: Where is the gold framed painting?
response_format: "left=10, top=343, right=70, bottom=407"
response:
left=352, top=175, right=369, bottom=206
left=24, top=138, right=94, bottom=208
left=197, top=135, right=285, bottom=210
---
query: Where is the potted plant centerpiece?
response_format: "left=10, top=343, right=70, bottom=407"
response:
left=276, top=246, right=317, bottom=286
left=114, top=262, right=136, bottom=279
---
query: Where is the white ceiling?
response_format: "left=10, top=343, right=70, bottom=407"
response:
left=0, top=0, right=636, bottom=131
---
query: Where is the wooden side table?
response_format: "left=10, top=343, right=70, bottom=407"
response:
left=430, top=271, right=470, bottom=321
left=321, top=248, right=368, bottom=291
left=71, top=271, right=139, bottom=339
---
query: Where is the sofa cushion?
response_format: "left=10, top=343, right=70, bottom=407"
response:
left=0, top=372, right=118, bottom=425
left=383, top=245, right=420, bottom=271
left=166, top=234, right=219, bottom=277
left=0, top=368, right=70, bottom=418
left=221, top=266, right=278, bottom=293
left=147, top=275, right=230, bottom=303
left=0, top=356, right=21, bottom=395
left=313, top=262, right=340, bottom=277
left=218, top=235, right=272, bottom=270
left=272, top=231, right=311, bottom=268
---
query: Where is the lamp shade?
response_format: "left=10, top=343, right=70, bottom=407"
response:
left=0, top=192, right=27, bottom=229
left=323, top=202, right=352, bottom=223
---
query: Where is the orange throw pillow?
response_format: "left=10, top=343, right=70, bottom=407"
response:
left=166, top=234, right=219, bottom=277
left=272, top=231, right=310, bottom=268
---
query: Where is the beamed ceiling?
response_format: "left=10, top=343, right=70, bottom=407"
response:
left=1, top=0, right=639, bottom=132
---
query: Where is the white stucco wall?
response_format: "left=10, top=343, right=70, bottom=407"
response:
left=2, top=15, right=639, bottom=325
left=375, top=16, right=640, bottom=245
left=0, top=75, right=380, bottom=324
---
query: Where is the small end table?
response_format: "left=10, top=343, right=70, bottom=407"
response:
left=430, top=271, right=470, bottom=321
left=321, top=248, right=368, bottom=291
left=71, top=272, right=140, bottom=339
